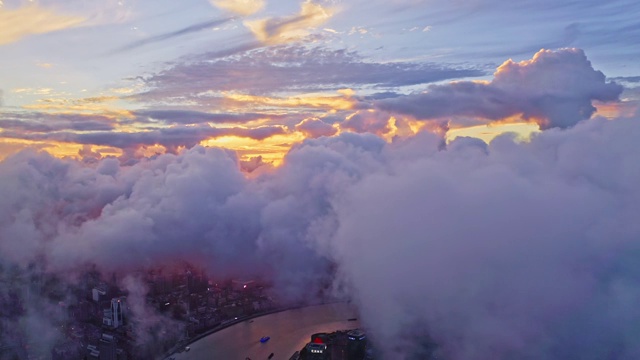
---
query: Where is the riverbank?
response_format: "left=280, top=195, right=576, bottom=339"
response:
left=167, top=302, right=360, bottom=360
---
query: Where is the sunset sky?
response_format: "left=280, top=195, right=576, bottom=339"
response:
left=4, top=1, right=640, bottom=358
left=1, top=0, right=638, bottom=164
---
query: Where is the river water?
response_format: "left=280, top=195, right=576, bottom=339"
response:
left=169, top=302, right=360, bottom=360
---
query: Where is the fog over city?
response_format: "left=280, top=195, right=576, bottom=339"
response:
left=2, top=0, right=640, bottom=359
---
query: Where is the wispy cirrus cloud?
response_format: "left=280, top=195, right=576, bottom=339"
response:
left=111, top=17, right=235, bottom=53
left=0, top=5, right=85, bottom=45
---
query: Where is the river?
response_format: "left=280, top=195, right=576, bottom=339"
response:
left=168, top=302, right=360, bottom=360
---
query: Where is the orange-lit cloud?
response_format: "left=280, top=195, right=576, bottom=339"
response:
left=295, top=117, right=338, bottom=138
left=0, top=5, right=85, bottom=45
left=210, top=0, right=265, bottom=16
left=0, top=138, right=119, bottom=161
left=202, top=132, right=305, bottom=165
left=244, top=0, right=333, bottom=44
left=447, top=122, right=539, bottom=144
left=21, top=96, right=131, bottom=117
left=594, top=100, right=638, bottom=119
left=224, top=92, right=356, bottom=110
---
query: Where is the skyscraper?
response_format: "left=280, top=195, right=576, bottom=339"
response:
left=110, top=297, right=124, bottom=328
left=99, top=334, right=117, bottom=360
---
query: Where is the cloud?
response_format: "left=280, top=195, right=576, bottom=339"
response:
left=329, top=117, right=640, bottom=358
left=0, top=112, right=116, bottom=132
left=120, top=276, right=184, bottom=355
left=0, top=109, right=286, bottom=152
left=111, top=17, right=234, bottom=53
left=342, top=110, right=392, bottom=135
left=378, top=48, right=623, bottom=129
left=239, top=155, right=271, bottom=172
left=295, top=118, right=338, bottom=138
left=610, top=76, right=640, bottom=85
left=209, top=0, right=265, bottom=16
left=1, top=113, right=640, bottom=358
left=244, top=0, right=333, bottom=44
left=2, top=125, right=286, bottom=152
left=132, top=109, right=275, bottom=125
left=0, top=5, right=85, bottom=45
left=137, top=45, right=483, bottom=103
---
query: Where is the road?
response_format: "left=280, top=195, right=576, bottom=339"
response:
left=169, top=302, right=360, bottom=360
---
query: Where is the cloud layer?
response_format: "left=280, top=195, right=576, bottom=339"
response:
left=1, top=112, right=640, bottom=358
left=139, top=44, right=483, bottom=101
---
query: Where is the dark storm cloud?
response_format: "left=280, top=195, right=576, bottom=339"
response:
left=378, top=48, right=623, bottom=129
left=111, top=17, right=235, bottom=53
left=136, top=45, right=484, bottom=102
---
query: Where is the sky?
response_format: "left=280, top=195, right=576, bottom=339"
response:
left=0, top=0, right=639, bottom=163
left=2, top=0, right=640, bottom=359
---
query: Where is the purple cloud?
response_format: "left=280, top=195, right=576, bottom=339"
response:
left=2, top=124, right=286, bottom=152
left=136, top=45, right=484, bottom=103
left=132, top=109, right=279, bottom=125
left=1, top=114, right=640, bottom=358
left=378, top=48, right=623, bottom=129
left=0, top=112, right=116, bottom=132
left=341, top=110, right=392, bottom=134
left=295, top=118, right=337, bottom=138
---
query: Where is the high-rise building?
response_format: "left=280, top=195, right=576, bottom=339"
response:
left=305, top=342, right=329, bottom=360
left=347, top=329, right=367, bottom=359
left=92, top=285, right=108, bottom=302
left=99, top=334, right=117, bottom=360
left=111, top=297, right=124, bottom=328
left=103, top=297, right=125, bottom=328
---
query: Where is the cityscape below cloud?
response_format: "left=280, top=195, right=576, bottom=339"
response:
left=1, top=0, right=640, bottom=359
